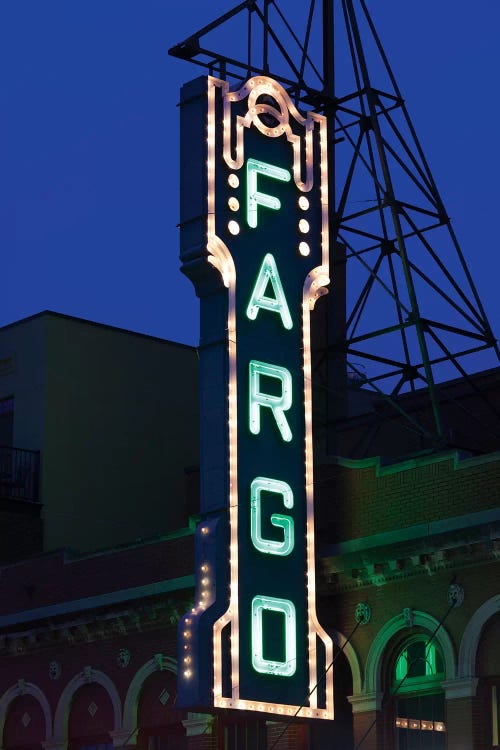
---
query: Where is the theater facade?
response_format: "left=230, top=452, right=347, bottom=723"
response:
left=0, top=67, right=499, bottom=749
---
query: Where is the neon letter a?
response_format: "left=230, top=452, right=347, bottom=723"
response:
left=246, top=253, right=293, bottom=330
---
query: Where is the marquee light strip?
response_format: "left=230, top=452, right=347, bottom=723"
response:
left=222, top=76, right=316, bottom=191
left=204, top=75, right=333, bottom=719
left=396, top=717, right=446, bottom=732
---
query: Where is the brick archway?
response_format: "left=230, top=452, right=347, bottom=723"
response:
left=53, top=668, right=121, bottom=743
left=0, top=681, right=52, bottom=744
left=122, top=655, right=177, bottom=735
left=458, top=594, right=500, bottom=679
left=363, top=610, right=456, bottom=698
left=330, top=627, right=362, bottom=695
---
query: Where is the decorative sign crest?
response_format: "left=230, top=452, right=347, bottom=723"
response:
left=178, top=74, right=333, bottom=719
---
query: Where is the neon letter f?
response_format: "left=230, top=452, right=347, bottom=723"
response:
left=247, top=159, right=291, bottom=228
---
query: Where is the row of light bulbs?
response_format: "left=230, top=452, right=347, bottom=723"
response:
left=182, top=528, right=213, bottom=680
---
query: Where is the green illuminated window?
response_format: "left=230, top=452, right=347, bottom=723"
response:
left=246, top=253, right=293, bottom=330
left=246, top=158, right=290, bottom=228
left=394, top=639, right=443, bottom=684
left=393, top=639, right=446, bottom=748
left=250, top=477, right=294, bottom=556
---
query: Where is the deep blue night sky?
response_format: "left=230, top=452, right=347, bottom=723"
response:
left=2, top=1, right=499, bottom=347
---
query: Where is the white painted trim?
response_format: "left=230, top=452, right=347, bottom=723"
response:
left=348, top=692, right=382, bottom=713
left=458, top=594, right=500, bottom=678
left=53, top=667, right=122, bottom=742
left=122, top=656, right=177, bottom=734
left=182, top=712, right=214, bottom=736
left=0, top=681, right=52, bottom=741
left=364, top=610, right=456, bottom=695
left=110, top=728, right=137, bottom=748
left=331, top=628, right=362, bottom=696
left=441, top=677, right=479, bottom=699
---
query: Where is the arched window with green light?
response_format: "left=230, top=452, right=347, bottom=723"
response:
left=392, top=637, right=446, bottom=748
left=394, top=639, right=444, bottom=684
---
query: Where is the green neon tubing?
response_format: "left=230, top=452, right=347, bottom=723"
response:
left=249, top=360, right=292, bottom=442
left=246, top=253, right=293, bottom=330
left=247, top=158, right=291, bottom=228
left=251, top=595, right=296, bottom=677
left=250, top=477, right=294, bottom=556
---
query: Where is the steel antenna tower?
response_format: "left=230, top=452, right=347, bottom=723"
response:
left=170, top=0, right=500, bottom=457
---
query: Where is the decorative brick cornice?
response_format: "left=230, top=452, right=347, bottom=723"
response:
left=0, top=593, right=191, bottom=657
left=321, top=538, right=500, bottom=593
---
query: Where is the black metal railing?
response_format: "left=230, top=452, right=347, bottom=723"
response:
left=0, top=446, right=40, bottom=502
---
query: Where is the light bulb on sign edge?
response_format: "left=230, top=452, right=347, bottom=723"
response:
left=228, top=173, right=239, bottom=188
left=228, top=197, right=239, bottom=211
left=228, top=220, right=240, bottom=235
left=299, top=242, right=310, bottom=257
left=299, top=219, right=310, bottom=234
left=298, top=195, right=309, bottom=210
left=206, top=78, right=334, bottom=721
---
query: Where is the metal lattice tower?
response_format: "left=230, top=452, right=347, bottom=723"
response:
left=170, top=0, right=500, bottom=457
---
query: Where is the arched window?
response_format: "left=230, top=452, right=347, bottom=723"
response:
left=392, top=637, right=446, bottom=748
left=3, top=694, right=45, bottom=750
left=477, top=611, right=500, bottom=747
left=395, top=638, right=444, bottom=684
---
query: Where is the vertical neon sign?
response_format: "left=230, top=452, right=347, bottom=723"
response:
left=178, top=75, right=333, bottom=719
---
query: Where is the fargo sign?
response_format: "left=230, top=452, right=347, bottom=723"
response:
left=178, top=74, right=333, bottom=719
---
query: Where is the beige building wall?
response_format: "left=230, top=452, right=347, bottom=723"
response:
left=0, top=311, right=199, bottom=554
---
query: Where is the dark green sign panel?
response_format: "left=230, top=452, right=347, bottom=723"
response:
left=178, top=75, right=333, bottom=719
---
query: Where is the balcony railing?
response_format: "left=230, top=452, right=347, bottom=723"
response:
left=0, top=446, right=40, bottom=502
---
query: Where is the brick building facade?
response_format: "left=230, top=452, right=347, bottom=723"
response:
left=0, top=314, right=498, bottom=749
left=318, top=451, right=500, bottom=749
